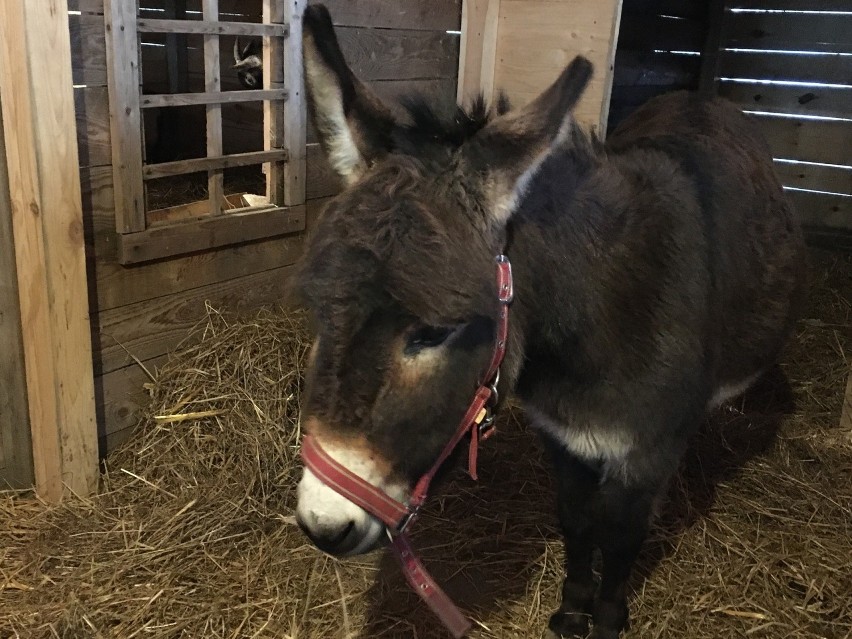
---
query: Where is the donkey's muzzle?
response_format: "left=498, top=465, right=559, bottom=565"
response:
left=297, top=515, right=358, bottom=555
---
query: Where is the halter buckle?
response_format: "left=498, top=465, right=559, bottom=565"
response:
left=396, top=505, right=420, bottom=534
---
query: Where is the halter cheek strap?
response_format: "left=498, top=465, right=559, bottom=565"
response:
left=300, top=255, right=513, bottom=638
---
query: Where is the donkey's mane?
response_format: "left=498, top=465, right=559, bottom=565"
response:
left=392, top=92, right=510, bottom=156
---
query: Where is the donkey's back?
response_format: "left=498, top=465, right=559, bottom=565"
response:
left=606, top=91, right=805, bottom=403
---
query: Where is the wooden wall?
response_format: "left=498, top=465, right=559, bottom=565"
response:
left=608, top=0, right=711, bottom=131
left=0, top=97, right=34, bottom=489
left=67, top=0, right=461, bottom=452
left=713, top=1, right=851, bottom=234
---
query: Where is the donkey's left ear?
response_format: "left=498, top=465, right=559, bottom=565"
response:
left=303, top=5, right=397, bottom=184
left=462, top=56, right=594, bottom=225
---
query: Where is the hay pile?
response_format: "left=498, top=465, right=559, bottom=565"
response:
left=1, top=249, right=850, bottom=639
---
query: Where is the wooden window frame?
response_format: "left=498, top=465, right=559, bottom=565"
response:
left=104, top=0, right=306, bottom=265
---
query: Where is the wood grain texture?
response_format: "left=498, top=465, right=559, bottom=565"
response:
left=788, top=189, right=852, bottom=230
left=751, top=115, right=852, bottom=165
left=143, top=149, right=289, bottom=179
left=719, top=50, right=852, bottom=86
left=457, top=0, right=499, bottom=105
left=494, top=0, right=623, bottom=134
left=718, top=83, right=852, bottom=119
left=276, top=0, right=307, bottom=206
left=724, top=11, right=852, bottom=53
left=141, top=88, right=288, bottom=108
left=0, top=0, right=98, bottom=500
left=202, top=0, right=225, bottom=215
left=117, top=205, right=306, bottom=265
left=69, top=13, right=108, bottom=87
left=137, top=18, right=287, bottom=37
left=0, top=97, right=34, bottom=489
left=774, top=162, right=852, bottom=197
left=319, top=0, right=461, bottom=31
left=104, top=0, right=146, bottom=233
left=75, top=86, right=112, bottom=168
left=94, top=264, right=298, bottom=374
left=68, top=0, right=105, bottom=13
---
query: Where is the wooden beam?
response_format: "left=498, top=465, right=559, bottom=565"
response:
left=0, top=96, right=34, bottom=490
left=143, top=149, right=290, bottom=179
left=274, top=0, right=306, bottom=206
left=0, top=0, right=99, bottom=500
left=202, top=0, right=224, bottom=215
left=140, top=88, right=288, bottom=108
left=699, top=0, right=727, bottom=97
left=104, top=0, right=146, bottom=233
left=117, top=205, right=306, bottom=265
left=137, top=18, right=288, bottom=37
left=457, top=0, right=500, bottom=106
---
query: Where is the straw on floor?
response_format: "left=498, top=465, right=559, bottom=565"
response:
left=1, top=248, right=850, bottom=639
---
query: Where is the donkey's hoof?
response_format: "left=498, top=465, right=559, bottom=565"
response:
left=588, top=626, right=622, bottom=639
left=547, top=610, right=591, bottom=638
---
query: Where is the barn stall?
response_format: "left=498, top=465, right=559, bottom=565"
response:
left=1, top=0, right=850, bottom=637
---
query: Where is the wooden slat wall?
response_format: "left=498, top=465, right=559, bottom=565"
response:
left=714, top=2, right=852, bottom=233
left=69, top=0, right=461, bottom=451
left=608, top=0, right=710, bottom=131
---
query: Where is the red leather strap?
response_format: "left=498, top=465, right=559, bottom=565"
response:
left=299, top=255, right=513, bottom=637
left=301, top=434, right=411, bottom=530
left=391, top=534, right=472, bottom=638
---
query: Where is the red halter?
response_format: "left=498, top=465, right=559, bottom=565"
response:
left=300, top=255, right=513, bottom=638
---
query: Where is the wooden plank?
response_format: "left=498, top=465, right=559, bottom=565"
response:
left=750, top=115, right=852, bottom=165
left=337, top=26, right=460, bottom=82
left=0, top=0, right=98, bottom=500
left=94, top=263, right=298, bottom=374
left=69, top=13, right=108, bottom=87
left=699, top=0, right=726, bottom=96
left=105, top=0, right=146, bottom=233
left=724, top=11, right=852, bottom=53
left=457, top=0, right=500, bottom=106
left=788, top=189, right=852, bottom=229
left=277, top=0, right=307, bottom=206
left=68, top=0, right=105, bottom=13
left=137, top=18, right=287, bottom=37
left=202, top=0, right=225, bottom=215
left=117, top=205, right=306, bottom=265
left=495, top=0, right=624, bottom=134
left=732, top=0, right=852, bottom=9
left=0, top=96, right=34, bottom=489
left=320, top=0, right=462, bottom=31
left=718, top=82, right=852, bottom=119
left=719, top=50, right=852, bottom=86
left=774, top=161, right=852, bottom=195
left=141, top=88, right=288, bottom=108
left=143, top=149, right=289, bottom=179
left=75, top=86, right=112, bottom=168
left=98, top=355, right=166, bottom=442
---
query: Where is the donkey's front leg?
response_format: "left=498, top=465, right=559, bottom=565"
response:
left=586, top=481, right=657, bottom=639
left=541, top=436, right=601, bottom=638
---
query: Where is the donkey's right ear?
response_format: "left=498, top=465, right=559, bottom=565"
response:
left=303, top=5, right=396, bottom=184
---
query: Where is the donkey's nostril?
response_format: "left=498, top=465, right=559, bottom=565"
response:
left=297, top=516, right=358, bottom=556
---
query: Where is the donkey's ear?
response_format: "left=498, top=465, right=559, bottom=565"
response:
left=303, top=5, right=396, bottom=184
left=464, top=56, right=594, bottom=225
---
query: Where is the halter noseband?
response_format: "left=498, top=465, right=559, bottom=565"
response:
left=300, top=254, right=513, bottom=638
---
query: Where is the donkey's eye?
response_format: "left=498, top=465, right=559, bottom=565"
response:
left=407, top=325, right=455, bottom=351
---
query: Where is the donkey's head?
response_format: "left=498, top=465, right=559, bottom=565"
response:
left=295, top=4, right=593, bottom=556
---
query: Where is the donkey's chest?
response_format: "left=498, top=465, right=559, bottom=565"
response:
left=525, top=406, right=634, bottom=467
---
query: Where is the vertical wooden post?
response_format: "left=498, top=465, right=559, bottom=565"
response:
left=266, top=0, right=306, bottom=207
left=104, top=0, right=146, bottom=233
left=203, top=0, right=225, bottom=214
left=457, top=0, right=500, bottom=107
left=0, top=0, right=99, bottom=500
left=699, top=0, right=728, bottom=97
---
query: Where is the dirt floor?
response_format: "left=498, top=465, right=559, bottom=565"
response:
left=1, top=247, right=850, bottom=639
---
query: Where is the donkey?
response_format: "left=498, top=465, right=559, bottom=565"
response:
left=293, top=5, right=806, bottom=637
left=233, top=37, right=262, bottom=89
